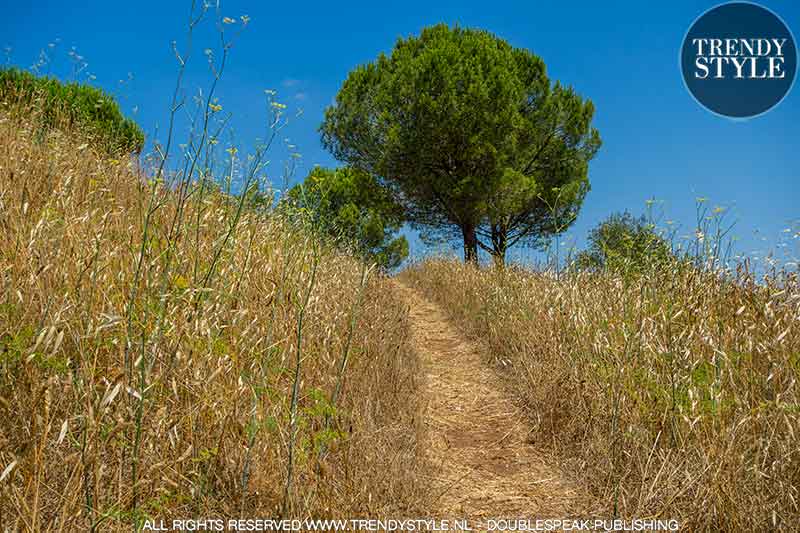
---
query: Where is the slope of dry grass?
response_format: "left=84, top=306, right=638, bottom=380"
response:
left=0, top=111, right=425, bottom=530
left=402, top=258, right=799, bottom=531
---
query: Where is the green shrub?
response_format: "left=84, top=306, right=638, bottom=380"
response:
left=0, top=67, right=144, bottom=154
left=574, top=211, right=674, bottom=274
left=282, top=166, right=409, bottom=270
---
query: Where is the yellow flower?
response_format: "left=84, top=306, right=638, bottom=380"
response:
left=209, top=103, right=222, bottom=112
left=173, top=275, right=189, bottom=291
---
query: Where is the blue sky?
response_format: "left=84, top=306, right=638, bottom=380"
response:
left=2, top=0, right=798, bottom=265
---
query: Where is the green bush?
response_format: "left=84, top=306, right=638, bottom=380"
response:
left=574, top=211, right=675, bottom=274
left=0, top=67, right=144, bottom=154
left=282, top=166, right=409, bottom=270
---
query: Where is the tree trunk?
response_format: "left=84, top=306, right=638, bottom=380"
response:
left=491, top=224, right=507, bottom=268
left=461, top=224, right=478, bottom=264
left=491, top=249, right=506, bottom=268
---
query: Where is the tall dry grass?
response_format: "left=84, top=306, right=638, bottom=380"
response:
left=403, top=257, right=799, bottom=531
left=0, top=109, right=425, bottom=530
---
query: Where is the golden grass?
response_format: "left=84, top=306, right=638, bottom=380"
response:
left=402, top=258, right=799, bottom=531
left=0, top=111, right=425, bottom=530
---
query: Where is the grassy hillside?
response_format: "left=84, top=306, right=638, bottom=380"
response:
left=0, top=68, right=144, bottom=154
left=402, top=258, right=799, bottom=530
left=0, top=109, right=425, bottom=529
left=2, top=58, right=796, bottom=533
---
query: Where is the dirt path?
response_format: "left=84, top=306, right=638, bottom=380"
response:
left=395, top=282, right=588, bottom=521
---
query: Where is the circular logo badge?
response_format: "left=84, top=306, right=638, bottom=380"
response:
left=681, top=2, right=797, bottom=119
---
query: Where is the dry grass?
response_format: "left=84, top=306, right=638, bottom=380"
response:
left=394, top=281, right=592, bottom=520
left=0, top=109, right=425, bottom=530
left=402, top=257, right=799, bottom=531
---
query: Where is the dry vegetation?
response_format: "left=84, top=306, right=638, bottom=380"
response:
left=0, top=109, right=426, bottom=530
left=2, top=59, right=798, bottom=533
left=402, top=257, right=799, bottom=531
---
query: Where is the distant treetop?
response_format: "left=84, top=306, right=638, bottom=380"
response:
left=574, top=211, right=674, bottom=274
left=283, top=166, right=409, bottom=270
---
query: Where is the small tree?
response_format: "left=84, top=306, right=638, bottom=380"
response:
left=284, top=166, right=409, bottom=270
left=574, top=212, right=673, bottom=274
left=321, top=24, right=600, bottom=265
